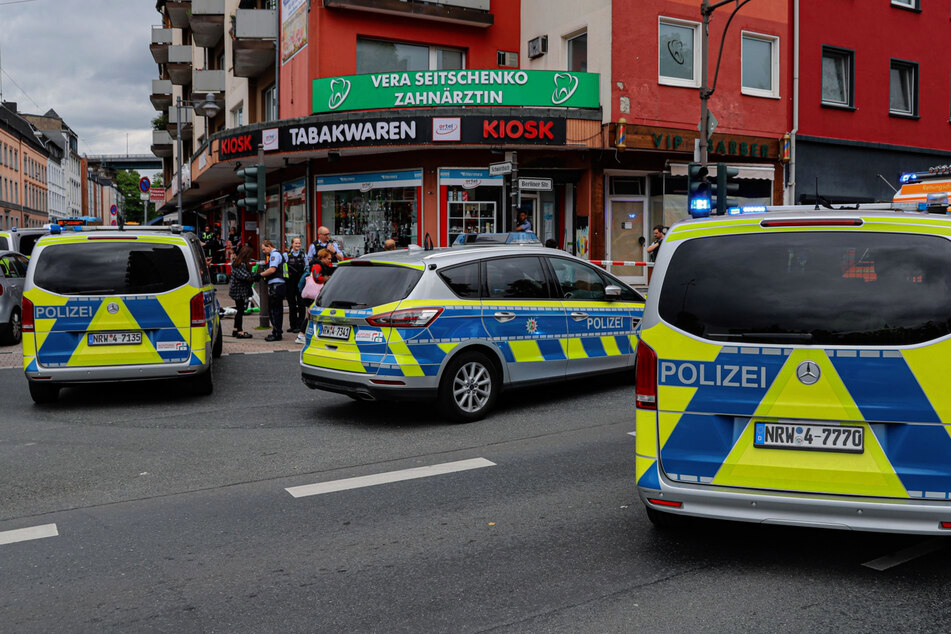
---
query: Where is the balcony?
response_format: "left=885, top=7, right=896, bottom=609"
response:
left=323, top=0, right=493, bottom=27
left=233, top=9, right=276, bottom=78
left=151, top=130, right=174, bottom=158
left=167, top=45, right=193, bottom=85
left=150, top=26, right=173, bottom=64
left=167, top=107, right=193, bottom=141
left=150, top=80, right=173, bottom=111
left=165, top=0, right=191, bottom=29
left=190, top=0, right=225, bottom=48
left=193, top=69, right=225, bottom=93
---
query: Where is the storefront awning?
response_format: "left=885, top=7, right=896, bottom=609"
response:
left=669, top=163, right=775, bottom=180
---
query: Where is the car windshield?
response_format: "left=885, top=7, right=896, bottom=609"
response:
left=33, top=242, right=190, bottom=295
left=659, top=231, right=951, bottom=346
left=316, top=264, right=422, bottom=308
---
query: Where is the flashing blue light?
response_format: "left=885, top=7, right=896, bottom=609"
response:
left=727, top=207, right=742, bottom=215
left=900, top=173, right=915, bottom=183
left=49, top=224, right=62, bottom=234
left=183, top=225, right=196, bottom=232
left=918, top=203, right=928, bottom=211
left=689, top=196, right=712, bottom=218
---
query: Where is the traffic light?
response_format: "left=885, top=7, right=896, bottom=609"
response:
left=712, top=162, right=740, bottom=215
left=237, top=164, right=266, bottom=213
left=687, top=162, right=712, bottom=218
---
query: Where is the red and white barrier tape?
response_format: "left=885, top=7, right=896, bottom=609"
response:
left=588, top=260, right=653, bottom=267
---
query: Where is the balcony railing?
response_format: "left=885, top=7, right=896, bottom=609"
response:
left=150, top=79, right=173, bottom=111
left=167, top=107, right=193, bottom=140
left=167, top=45, right=193, bottom=86
left=164, top=0, right=192, bottom=29
left=150, top=26, right=173, bottom=64
left=151, top=130, right=174, bottom=158
left=192, top=69, right=225, bottom=94
left=190, top=0, right=225, bottom=48
left=233, top=9, right=276, bottom=78
left=323, top=0, right=493, bottom=27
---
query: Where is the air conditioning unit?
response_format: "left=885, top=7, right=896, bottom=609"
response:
left=497, top=50, right=519, bottom=68
left=528, top=35, right=548, bottom=59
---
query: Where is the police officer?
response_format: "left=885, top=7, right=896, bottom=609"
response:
left=285, top=237, right=307, bottom=334
left=259, top=240, right=286, bottom=341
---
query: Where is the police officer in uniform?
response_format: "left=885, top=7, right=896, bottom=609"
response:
left=285, top=237, right=307, bottom=333
left=259, top=240, right=286, bottom=341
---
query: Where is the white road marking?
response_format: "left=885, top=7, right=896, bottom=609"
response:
left=627, top=431, right=636, bottom=437
left=0, top=523, right=58, bottom=546
left=286, top=458, right=496, bottom=499
left=862, top=538, right=947, bottom=571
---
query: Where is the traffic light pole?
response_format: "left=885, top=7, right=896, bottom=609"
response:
left=256, top=144, right=269, bottom=329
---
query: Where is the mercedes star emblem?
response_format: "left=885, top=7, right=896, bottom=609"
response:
left=796, top=361, right=821, bottom=385
left=107, top=302, right=120, bottom=314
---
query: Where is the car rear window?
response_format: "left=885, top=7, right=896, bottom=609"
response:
left=33, top=242, right=190, bottom=295
left=659, top=231, right=951, bottom=346
left=316, top=264, right=422, bottom=309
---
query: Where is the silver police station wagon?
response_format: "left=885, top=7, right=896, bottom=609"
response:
left=300, top=239, right=646, bottom=421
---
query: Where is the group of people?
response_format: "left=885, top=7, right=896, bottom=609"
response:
left=227, top=226, right=341, bottom=344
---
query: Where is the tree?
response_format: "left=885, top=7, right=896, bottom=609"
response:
left=115, top=170, right=145, bottom=224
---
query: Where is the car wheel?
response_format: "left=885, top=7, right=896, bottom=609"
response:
left=0, top=308, right=21, bottom=345
left=644, top=505, right=688, bottom=531
left=28, top=381, right=59, bottom=404
left=190, top=366, right=214, bottom=396
left=438, top=351, right=499, bottom=423
left=211, top=323, right=223, bottom=359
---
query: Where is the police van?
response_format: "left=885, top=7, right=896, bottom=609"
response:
left=636, top=210, right=951, bottom=534
left=300, top=239, right=645, bottom=421
left=21, top=224, right=222, bottom=403
left=0, top=227, right=50, bottom=258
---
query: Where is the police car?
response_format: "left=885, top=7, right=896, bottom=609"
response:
left=636, top=210, right=951, bottom=534
left=300, top=236, right=645, bottom=421
left=21, top=224, right=222, bottom=403
left=0, top=227, right=49, bottom=258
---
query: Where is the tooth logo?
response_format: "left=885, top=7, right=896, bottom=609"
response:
left=552, top=73, right=579, bottom=105
left=328, top=78, right=351, bottom=111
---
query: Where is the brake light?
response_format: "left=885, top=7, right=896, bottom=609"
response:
left=940, top=521, right=951, bottom=530
left=22, top=296, right=34, bottom=333
left=0, top=284, right=3, bottom=296
left=365, top=307, right=443, bottom=328
left=635, top=339, right=658, bottom=410
left=190, top=292, right=206, bottom=327
left=647, top=498, right=683, bottom=508
left=761, top=219, right=862, bottom=227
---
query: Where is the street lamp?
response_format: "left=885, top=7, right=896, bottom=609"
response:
left=175, top=93, right=221, bottom=226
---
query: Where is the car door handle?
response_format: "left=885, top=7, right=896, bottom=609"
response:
left=493, top=311, right=516, bottom=323
left=570, top=311, right=589, bottom=322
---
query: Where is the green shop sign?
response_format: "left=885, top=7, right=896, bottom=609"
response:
left=312, top=70, right=600, bottom=114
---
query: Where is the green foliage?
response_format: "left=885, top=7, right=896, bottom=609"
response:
left=152, top=114, right=168, bottom=131
left=115, top=170, right=145, bottom=224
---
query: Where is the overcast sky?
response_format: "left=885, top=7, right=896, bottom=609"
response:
left=1, top=0, right=158, bottom=159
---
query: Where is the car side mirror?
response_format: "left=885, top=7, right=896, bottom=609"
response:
left=605, top=285, right=622, bottom=299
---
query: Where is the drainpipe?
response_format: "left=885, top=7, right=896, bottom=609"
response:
left=787, top=0, right=799, bottom=204
left=274, top=2, right=280, bottom=120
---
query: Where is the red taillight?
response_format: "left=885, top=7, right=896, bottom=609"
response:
left=647, top=498, right=683, bottom=508
left=190, top=293, right=206, bottom=327
left=635, top=339, right=658, bottom=410
left=370, top=379, right=406, bottom=386
left=22, top=296, right=34, bottom=333
left=365, top=307, right=443, bottom=328
left=940, top=521, right=951, bottom=530
left=761, top=218, right=862, bottom=227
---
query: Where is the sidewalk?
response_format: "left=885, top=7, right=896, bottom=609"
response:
left=215, top=284, right=302, bottom=355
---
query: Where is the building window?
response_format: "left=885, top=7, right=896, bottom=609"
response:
left=658, top=18, right=700, bottom=88
left=741, top=32, right=779, bottom=98
left=263, top=84, right=277, bottom=122
left=356, top=38, right=465, bottom=74
left=231, top=103, right=244, bottom=128
left=891, top=0, right=919, bottom=9
left=567, top=32, right=587, bottom=72
left=890, top=59, right=918, bottom=117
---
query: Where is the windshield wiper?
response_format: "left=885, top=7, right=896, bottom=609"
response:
left=329, top=300, right=369, bottom=309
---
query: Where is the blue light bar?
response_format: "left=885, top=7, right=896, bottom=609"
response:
left=900, top=173, right=916, bottom=184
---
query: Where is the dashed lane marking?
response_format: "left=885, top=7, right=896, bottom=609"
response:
left=0, top=523, right=58, bottom=546
left=627, top=432, right=636, bottom=437
left=285, top=458, right=496, bottom=499
left=862, top=538, right=947, bottom=571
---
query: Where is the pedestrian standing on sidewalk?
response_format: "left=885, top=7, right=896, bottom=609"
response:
left=258, top=240, right=286, bottom=342
left=647, top=225, right=666, bottom=262
left=285, top=237, right=307, bottom=334
left=228, top=245, right=255, bottom=339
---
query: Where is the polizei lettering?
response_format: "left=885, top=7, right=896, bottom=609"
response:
left=586, top=316, right=624, bottom=330
left=659, top=361, right=768, bottom=389
left=35, top=305, right=95, bottom=320
left=289, top=121, right=417, bottom=147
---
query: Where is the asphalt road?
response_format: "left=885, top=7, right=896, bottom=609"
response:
left=1, top=353, right=950, bottom=633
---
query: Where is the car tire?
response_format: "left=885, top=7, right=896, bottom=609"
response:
left=438, top=350, right=499, bottom=423
left=190, top=366, right=214, bottom=396
left=28, top=381, right=59, bottom=404
left=0, top=307, right=21, bottom=345
left=644, top=505, right=688, bottom=530
left=211, top=323, right=223, bottom=359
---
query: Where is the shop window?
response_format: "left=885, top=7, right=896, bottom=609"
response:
left=891, top=0, right=919, bottom=9
left=567, top=32, right=587, bottom=73
left=741, top=32, right=779, bottom=98
left=610, top=177, right=645, bottom=196
left=658, top=18, right=699, bottom=88
left=264, top=186, right=281, bottom=245
left=356, top=37, right=465, bottom=74
left=890, top=59, right=918, bottom=117
left=283, top=178, right=306, bottom=249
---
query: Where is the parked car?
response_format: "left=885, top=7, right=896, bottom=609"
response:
left=0, top=250, right=28, bottom=345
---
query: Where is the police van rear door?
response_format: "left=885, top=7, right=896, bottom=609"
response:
left=28, top=237, right=194, bottom=368
left=649, top=221, right=951, bottom=500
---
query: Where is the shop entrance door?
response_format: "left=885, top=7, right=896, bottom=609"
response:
left=606, top=199, right=647, bottom=286
left=518, top=194, right=538, bottom=235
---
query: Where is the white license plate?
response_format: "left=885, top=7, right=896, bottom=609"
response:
left=88, top=332, right=143, bottom=346
left=319, top=324, right=351, bottom=340
left=754, top=422, right=864, bottom=454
